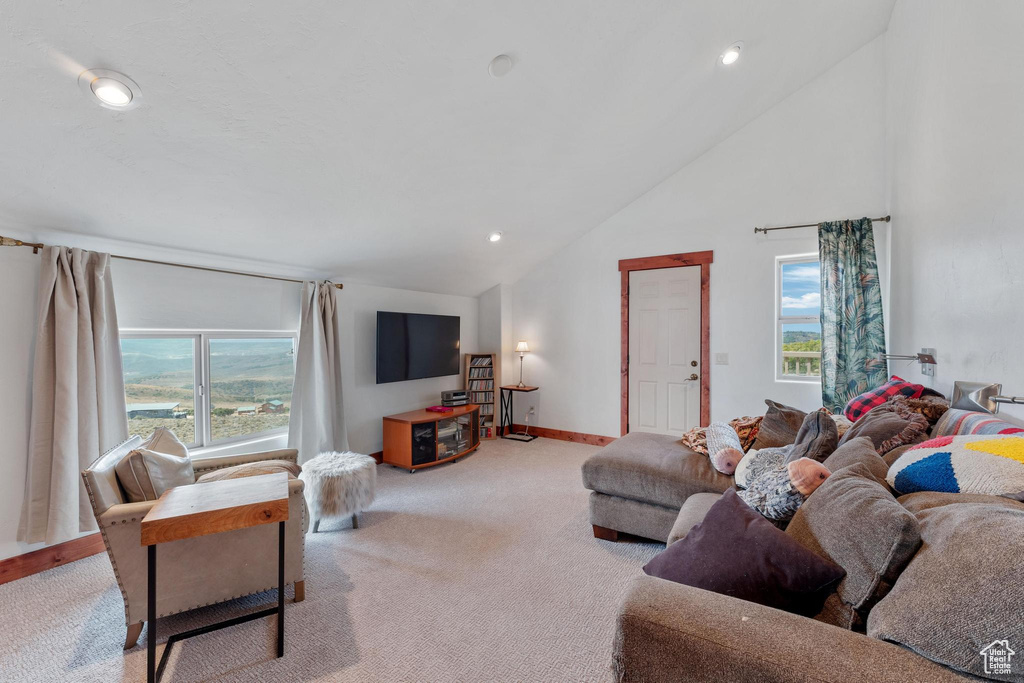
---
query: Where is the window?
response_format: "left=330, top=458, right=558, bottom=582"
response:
left=776, top=256, right=821, bottom=381
left=121, top=333, right=296, bottom=448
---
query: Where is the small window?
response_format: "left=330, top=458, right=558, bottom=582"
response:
left=777, top=256, right=821, bottom=381
left=120, top=332, right=296, bottom=449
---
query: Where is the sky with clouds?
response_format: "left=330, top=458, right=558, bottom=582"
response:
left=781, top=261, right=821, bottom=334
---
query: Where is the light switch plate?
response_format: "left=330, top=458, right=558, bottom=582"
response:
left=921, top=348, right=936, bottom=377
left=715, top=353, right=729, bottom=365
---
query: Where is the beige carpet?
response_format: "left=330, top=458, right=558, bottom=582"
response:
left=0, top=438, right=660, bottom=682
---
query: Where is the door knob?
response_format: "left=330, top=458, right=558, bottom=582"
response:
left=688, top=373, right=698, bottom=381
left=690, top=360, right=698, bottom=367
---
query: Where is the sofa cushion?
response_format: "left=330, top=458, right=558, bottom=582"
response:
left=644, top=490, right=845, bottom=617
left=667, top=493, right=721, bottom=545
left=839, top=400, right=929, bottom=455
left=867, top=501, right=1024, bottom=680
left=786, top=463, right=921, bottom=630
left=581, top=432, right=732, bottom=510
left=197, top=459, right=301, bottom=483
left=752, top=400, right=807, bottom=450
left=115, top=448, right=194, bottom=503
left=822, top=437, right=889, bottom=486
left=843, top=375, right=924, bottom=422
left=897, top=490, right=1024, bottom=516
left=786, top=410, right=839, bottom=463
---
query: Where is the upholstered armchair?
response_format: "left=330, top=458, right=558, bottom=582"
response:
left=81, top=436, right=308, bottom=649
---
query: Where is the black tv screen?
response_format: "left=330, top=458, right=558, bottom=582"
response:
left=376, top=311, right=461, bottom=384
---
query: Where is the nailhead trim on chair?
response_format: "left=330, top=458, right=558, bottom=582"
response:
left=82, top=472, right=132, bottom=625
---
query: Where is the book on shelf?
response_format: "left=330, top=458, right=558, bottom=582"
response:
left=469, top=367, right=494, bottom=378
left=470, top=357, right=493, bottom=367
left=469, top=380, right=494, bottom=390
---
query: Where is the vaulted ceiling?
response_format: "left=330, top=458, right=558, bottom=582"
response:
left=1, top=1, right=894, bottom=294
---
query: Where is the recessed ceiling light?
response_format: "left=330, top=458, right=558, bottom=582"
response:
left=488, top=55, right=513, bottom=78
left=488, top=231, right=503, bottom=242
left=78, top=69, right=143, bottom=110
left=720, top=42, right=743, bottom=66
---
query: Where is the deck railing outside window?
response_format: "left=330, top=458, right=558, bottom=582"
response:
left=782, top=350, right=821, bottom=377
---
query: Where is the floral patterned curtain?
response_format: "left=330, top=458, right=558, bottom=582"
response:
left=818, top=218, right=886, bottom=412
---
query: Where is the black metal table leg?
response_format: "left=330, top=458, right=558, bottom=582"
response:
left=148, top=544, right=156, bottom=683
left=277, top=520, right=285, bottom=657
left=146, top=524, right=288, bottom=682
left=499, top=388, right=512, bottom=437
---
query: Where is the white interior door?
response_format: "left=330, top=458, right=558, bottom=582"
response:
left=628, top=266, right=701, bottom=436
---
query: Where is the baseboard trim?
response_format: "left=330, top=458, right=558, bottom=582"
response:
left=0, top=533, right=106, bottom=586
left=509, top=424, right=616, bottom=447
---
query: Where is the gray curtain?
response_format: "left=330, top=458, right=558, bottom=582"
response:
left=19, top=247, right=128, bottom=545
left=818, top=218, right=887, bottom=412
left=288, top=281, right=347, bottom=463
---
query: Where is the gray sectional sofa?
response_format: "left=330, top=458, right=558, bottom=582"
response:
left=582, top=427, right=1023, bottom=682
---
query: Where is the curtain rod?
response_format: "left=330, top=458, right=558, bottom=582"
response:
left=0, top=235, right=342, bottom=289
left=754, top=215, right=890, bottom=234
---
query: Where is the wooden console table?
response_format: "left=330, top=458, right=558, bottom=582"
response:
left=499, top=385, right=539, bottom=441
left=141, top=473, right=290, bottom=682
left=383, top=404, right=480, bottom=472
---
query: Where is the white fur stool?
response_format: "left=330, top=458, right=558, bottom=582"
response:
left=301, top=451, right=377, bottom=532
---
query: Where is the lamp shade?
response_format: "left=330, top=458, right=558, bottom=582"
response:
left=515, top=340, right=530, bottom=353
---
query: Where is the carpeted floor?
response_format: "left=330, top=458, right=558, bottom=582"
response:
left=0, top=438, right=661, bottom=682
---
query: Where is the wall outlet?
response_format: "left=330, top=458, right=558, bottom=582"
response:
left=921, top=348, right=936, bottom=377
left=715, top=353, right=729, bottom=365
left=527, top=406, right=536, bottom=415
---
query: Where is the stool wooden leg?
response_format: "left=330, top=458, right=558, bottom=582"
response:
left=312, top=518, right=320, bottom=533
left=352, top=514, right=359, bottom=529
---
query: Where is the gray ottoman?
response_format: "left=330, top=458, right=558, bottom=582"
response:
left=581, top=431, right=732, bottom=542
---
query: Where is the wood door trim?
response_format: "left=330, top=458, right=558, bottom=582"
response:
left=619, top=251, right=713, bottom=436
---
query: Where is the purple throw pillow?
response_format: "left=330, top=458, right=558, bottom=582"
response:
left=643, top=489, right=845, bottom=617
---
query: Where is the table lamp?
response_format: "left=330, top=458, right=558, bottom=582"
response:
left=516, top=340, right=530, bottom=388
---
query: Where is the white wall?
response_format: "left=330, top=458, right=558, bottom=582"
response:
left=477, top=283, right=515, bottom=386
left=510, top=36, right=888, bottom=436
left=886, top=0, right=1024, bottom=421
left=339, top=283, right=479, bottom=455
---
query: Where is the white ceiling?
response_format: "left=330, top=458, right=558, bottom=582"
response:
left=1, top=1, right=894, bottom=295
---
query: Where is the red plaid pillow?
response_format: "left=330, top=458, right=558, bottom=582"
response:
left=843, top=376, right=925, bottom=422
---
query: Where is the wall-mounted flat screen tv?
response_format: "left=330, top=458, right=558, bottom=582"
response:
left=376, top=311, right=461, bottom=384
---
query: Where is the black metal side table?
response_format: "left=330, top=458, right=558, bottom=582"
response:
left=499, top=385, right=539, bottom=441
